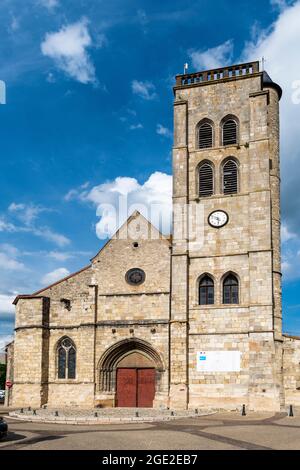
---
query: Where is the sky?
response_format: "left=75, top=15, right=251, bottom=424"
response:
left=0, top=0, right=300, bottom=350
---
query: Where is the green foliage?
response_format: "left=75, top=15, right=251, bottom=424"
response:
left=0, top=363, right=6, bottom=390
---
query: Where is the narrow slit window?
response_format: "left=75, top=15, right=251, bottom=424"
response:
left=199, top=162, right=214, bottom=197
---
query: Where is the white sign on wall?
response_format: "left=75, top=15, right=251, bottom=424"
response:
left=197, top=351, right=241, bottom=372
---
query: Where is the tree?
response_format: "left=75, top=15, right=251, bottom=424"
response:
left=0, top=363, right=6, bottom=390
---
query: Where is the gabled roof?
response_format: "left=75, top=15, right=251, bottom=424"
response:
left=91, top=210, right=171, bottom=262
left=12, top=211, right=171, bottom=305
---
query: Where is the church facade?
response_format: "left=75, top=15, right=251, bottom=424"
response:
left=7, top=61, right=300, bottom=411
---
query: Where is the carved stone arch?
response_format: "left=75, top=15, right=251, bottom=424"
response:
left=98, top=338, right=165, bottom=394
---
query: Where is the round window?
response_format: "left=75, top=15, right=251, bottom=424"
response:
left=125, top=268, right=146, bottom=286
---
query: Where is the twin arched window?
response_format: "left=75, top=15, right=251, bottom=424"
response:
left=197, top=116, right=238, bottom=149
left=199, top=158, right=238, bottom=197
left=199, top=273, right=239, bottom=305
left=57, top=337, right=76, bottom=379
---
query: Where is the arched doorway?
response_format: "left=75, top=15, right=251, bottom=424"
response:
left=98, top=338, right=164, bottom=408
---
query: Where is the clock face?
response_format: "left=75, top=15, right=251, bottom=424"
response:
left=208, top=210, right=229, bottom=228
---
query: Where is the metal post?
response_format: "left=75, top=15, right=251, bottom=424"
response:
left=242, top=404, right=246, bottom=416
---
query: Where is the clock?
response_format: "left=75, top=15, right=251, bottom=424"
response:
left=208, top=210, right=229, bottom=228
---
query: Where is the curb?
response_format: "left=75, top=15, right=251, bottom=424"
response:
left=7, top=411, right=217, bottom=426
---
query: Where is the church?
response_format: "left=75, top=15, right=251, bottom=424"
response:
left=6, top=60, right=300, bottom=411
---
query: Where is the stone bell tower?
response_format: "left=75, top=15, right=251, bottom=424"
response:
left=169, top=61, right=283, bottom=411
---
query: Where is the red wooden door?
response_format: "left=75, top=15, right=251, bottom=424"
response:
left=116, top=369, right=137, bottom=407
left=117, top=368, right=156, bottom=407
left=137, top=369, right=155, bottom=408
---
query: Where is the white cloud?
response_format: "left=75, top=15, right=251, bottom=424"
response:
left=0, top=335, right=13, bottom=353
left=0, top=294, right=15, bottom=316
left=74, top=172, right=172, bottom=239
left=41, top=19, right=97, bottom=84
left=129, top=123, right=143, bottom=130
left=282, top=224, right=297, bottom=243
left=64, top=181, right=90, bottom=201
left=156, top=124, right=172, bottom=138
left=132, top=80, right=157, bottom=100
left=38, top=0, right=59, bottom=10
left=41, top=267, right=70, bottom=286
left=33, top=227, right=70, bottom=247
left=8, top=202, right=46, bottom=226
left=242, top=1, right=300, bottom=241
left=10, top=16, right=19, bottom=32
left=0, top=253, right=26, bottom=271
left=189, top=40, right=234, bottom=71
left=270, top=0, right=293, bottom=11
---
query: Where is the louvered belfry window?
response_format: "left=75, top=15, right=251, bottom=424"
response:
left=222, top=119, right=238, bottom=146
left=199, top=162, right=214, bottom=197
left=198, top=122, right=213, bottom=149
left=223, top=159, right=238, bottom=195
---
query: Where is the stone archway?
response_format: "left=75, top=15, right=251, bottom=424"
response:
left=98, top=338, right=165, bottom=408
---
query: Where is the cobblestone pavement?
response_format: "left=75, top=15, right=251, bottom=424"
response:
left=1, top=411, right=300, bottom=450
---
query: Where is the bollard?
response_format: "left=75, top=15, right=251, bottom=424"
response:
left=242, top=404, right=246, bottom=416
left=135, top=412, right=139, bottom=418
left=289, top=405, right=294, bottom=417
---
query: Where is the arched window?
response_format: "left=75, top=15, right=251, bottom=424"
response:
left=222, top=118, right=238, bottom=146
left=199, top=161, right=214, bottom=197
left=199, top=275, right=214, bottom=305
left=57, top=337, right=76, bottom=379
left=223, top=273, right=239, bottom=304
left=222, top=159, right=238, bottom=194
left=198, top=121, right=213, bottom=149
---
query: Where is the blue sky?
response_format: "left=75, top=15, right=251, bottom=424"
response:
left=0, top=0, right=300, bottom=349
